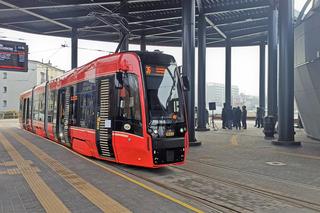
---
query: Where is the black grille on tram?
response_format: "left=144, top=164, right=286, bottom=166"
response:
left=97, top=78, right=115, bottom=158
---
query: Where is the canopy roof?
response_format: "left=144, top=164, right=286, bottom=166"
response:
left=0, top=0, right=272, bottom=47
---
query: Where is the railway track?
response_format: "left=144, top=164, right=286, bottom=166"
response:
left=113, top=160, right=320, bottom=212
left=173, top=160, right=320, bottom=212
left=113, top=165, right=250, bottom=213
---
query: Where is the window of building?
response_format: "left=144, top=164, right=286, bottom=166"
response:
left=3, top=86, right=7, bottom=93
left=40, top=72, right=45, bottom=83
left=3, top=100, right=7, bottom=107
left=3, top=72, right=7, bottom=79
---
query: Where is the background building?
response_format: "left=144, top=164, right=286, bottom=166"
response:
left=206, top=82, right=240, bottom=113
left=0, top=60, right=64, bottom=112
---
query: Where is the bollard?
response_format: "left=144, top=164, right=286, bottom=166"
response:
left=263, top=116, right=275, bottom=138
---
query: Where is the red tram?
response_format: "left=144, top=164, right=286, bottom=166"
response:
left=19, top=51, right=189, bottom=168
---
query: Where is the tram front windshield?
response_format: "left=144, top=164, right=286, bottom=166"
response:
left=143, top=62, right=185, bottom=124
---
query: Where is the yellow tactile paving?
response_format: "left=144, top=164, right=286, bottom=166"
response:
left=0, top=133, right=70, bottom=213
left=0, top=160, right=33, bottom=167
left=8, top=130, right=131, bottom=213
left=18, top=129, right=205, bottom=213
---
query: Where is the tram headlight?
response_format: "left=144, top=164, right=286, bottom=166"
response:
left=180, top=128, right=184, bottom=133
left=59, top=132, right=63, bottom=138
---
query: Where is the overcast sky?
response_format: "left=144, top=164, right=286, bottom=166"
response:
left=0, top=0, right=307, bottom=96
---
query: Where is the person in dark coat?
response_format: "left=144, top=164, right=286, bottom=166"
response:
left=242, top=105, right=247, bottom=129
left=232, top=107, right=237, bottom=127
left=255, top=107, right=260, bottom=127
left=235, top=106, right=242, bottom=130
left=221, top=103, right=227, bottom=129
left=227, top=105, right=233, bottom=130
left=257, top=107, right=263, bottom=128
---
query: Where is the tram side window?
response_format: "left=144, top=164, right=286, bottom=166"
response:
left=69, top=86, right=78, bottom=126
left=77, top=81, right=96, bottom=129
left=32, top=93, right=39, bottom=120
left=47, top=90, right=56, bottom=123
left=26, top=98, right=30, bottom=120
left=116, top=74, right=142, bottom=136
left=38, top=92, right=45, bottom=121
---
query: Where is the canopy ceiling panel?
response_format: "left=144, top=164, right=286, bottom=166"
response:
left=0, top=0, right=272, bottom=47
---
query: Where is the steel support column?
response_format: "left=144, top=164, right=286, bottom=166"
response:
left=71, top=27, right=78, bottom=69
left=225, top=38, right=231, bottom=107
left=182, top=0, right=200, bottom=145
left=120, top=0, right=129, bottom=52
left=259, top=43, right=266, bottom=116
left=273, top=0, right=300, bottom=145
left=140, top=34, right=146, bottom=51
left=267, top=8, right=278, bottom=118
left=196, top=12, right=208, bottom=131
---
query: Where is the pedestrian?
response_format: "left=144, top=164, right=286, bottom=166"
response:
left=260, top=107, right=265, bottom=128
left=242, top=105, right=247, bottom=129
left=221, top=103, right=227, bottom=129
left=255, top=107, right=260, bottom=127
left=227, top=105, right=233, bottom=130
left=232, top=107, right=237, bottom=127
left=257, top=107, right=263, bottom=128
left=235, top=106, right=242, bottom=130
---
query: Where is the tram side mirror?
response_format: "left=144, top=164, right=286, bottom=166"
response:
left=178, top=65, right=182, bottom=74
left=181, top=76, right=190, bottom=91
left=115, top=72, right=123, bottom=89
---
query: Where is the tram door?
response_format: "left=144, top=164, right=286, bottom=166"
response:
left=57, top=88, right=71, bottom=145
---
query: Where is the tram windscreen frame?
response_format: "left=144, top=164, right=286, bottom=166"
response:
left=140, top=53, right=185, bottom=125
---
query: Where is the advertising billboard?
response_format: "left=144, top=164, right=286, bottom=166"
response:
left=0, top=39, right=28, bottom=72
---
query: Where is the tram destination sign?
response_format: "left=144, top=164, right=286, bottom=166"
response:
left=0, top=39, right=28, bottom=72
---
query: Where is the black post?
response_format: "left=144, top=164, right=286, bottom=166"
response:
left=120, top=0, right=129, bottom=52
left=225, top=38, right=231, bottom=107
left=264, top=6, right=278, bottom=138
left=196, top=11, right=209, bottom=131
left=71, top=27, right=78, bottom=69
left=273, top=0, right=300, bottom=146
left=267, top=6, right=278, bottom=118
left=182, top=0, right=200, bottom=145
left=140, top=34, right=146, bottom=51
left=259, top=43, right=266, bottom=117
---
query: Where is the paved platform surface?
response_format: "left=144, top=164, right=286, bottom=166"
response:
left=1, top=119, right=320, bottom=212
left=0, top=120, right=209, bottom=213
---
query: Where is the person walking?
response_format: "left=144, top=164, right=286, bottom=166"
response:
left=221, top=103, right=227, bottom=129
left=227, top=105, right=233, bottom=130
left=242, top=105, right=247, bottom=129
left=232, top=107, right=237, bottom=127
left=235, top=106, right=242, bottom=130
left=255, top=107, right=260, bottom=127
left=257, top=107, right=263, bottom=128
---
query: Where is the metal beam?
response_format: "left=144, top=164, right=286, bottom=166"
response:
left=274, top=0, right=300, bottom=145
left=0, top=0, right=164, bottom=12
left=225, top=38, right=232, bottom=108
left=205, top=16, right=227, bottom=39
left=182, top=0, right=199, bottom=145
left=0, top=0, right=71, bottom=29
left=140, top=34, right=146, bottom=51
left=259, top=43, right=266, bottom=117
left=119, top=0, right=129, bottom=51
left=196, top=10, right=208, bottom=131
left=267, top=9, right=278, bottom=118
left=71, top=27, right=78, bottom=69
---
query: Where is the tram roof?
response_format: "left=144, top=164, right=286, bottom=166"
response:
left=0, top=0, right=272, bottom=47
